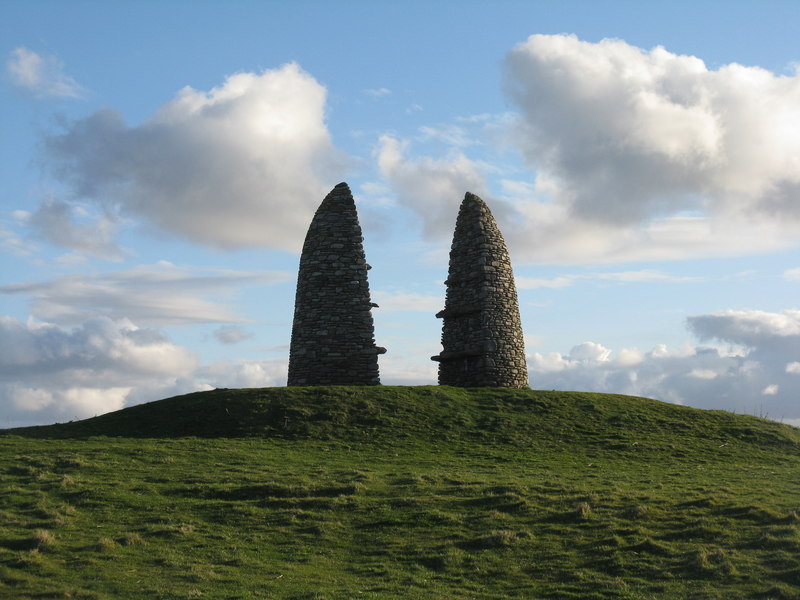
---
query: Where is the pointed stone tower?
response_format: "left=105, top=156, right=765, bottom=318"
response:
left=287, top=182, right=384, bottom=386
left=432, top=192, right=528, bottom=388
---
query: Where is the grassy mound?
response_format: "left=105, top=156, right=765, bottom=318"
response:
left=1, top=386, right=799, bottom=599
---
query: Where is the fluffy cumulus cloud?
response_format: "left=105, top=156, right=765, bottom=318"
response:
left=376, top=135, right=494, bottom=239
left=689, top=310, right=800, bottom=346
left=0, top=262, right=290, bottom=326
left=0, top=316, right=197, bottom=426
left=495, top=34, right=800, bottom=263
left=188, top=358, right=287, bottom=390
left=0, top=315, right=291, bottom=428
left=40, top=63, right=345, bottom=251
left=120, top=357, right=289, bottom=413
left=529, top=309, right=800, bottom=423
left=6, top=47, right=85, bottom=98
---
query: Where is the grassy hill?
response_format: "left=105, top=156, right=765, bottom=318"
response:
left=1, top=386, right=799, bottom=599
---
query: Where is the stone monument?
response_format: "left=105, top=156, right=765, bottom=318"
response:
left=287, top=182, right=385, bottom=386
left=431, top=192, right=528, bottom=387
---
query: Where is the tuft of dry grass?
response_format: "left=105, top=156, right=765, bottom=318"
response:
left=463, top=529, right=530, bottom=549
left=32, top=529, right=56, bottom=550
left=575, top=501, right=592, bottom=521
left=119, top=533, right=145, bottom=546
left=622, top=504, right=648, bottom=520
left=97, top=537, right=118, bottom=552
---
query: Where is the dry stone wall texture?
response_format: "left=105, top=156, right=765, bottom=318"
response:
left=287, top=182, right=384, bottom=386
left=432, top=193, right=528, bottom=388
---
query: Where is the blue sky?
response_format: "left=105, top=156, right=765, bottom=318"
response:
left=3, top=0, right=800, bottom=427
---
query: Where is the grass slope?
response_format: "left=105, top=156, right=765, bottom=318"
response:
left=1, top=386, right=799, bottom=599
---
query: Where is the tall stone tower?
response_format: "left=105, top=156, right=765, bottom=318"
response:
left=287, top=182, right=384, bottom=386
left=431, top=192, right=528, bottom=388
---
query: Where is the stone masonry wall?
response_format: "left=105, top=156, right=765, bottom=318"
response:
left=432, top=193, right=528, bottom=388
left=287, top=182, right=385, bottom=386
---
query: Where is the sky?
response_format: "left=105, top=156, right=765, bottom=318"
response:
left=2, top=0, right=800, bottom=428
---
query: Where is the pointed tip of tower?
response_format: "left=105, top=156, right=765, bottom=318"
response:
left=318, top=182, right=355, bottom=213
left=328, top=181, right=352, bottom=195
left=457, top=192, right=495, bottom=226
left=461, top=192, right=491, bottom=215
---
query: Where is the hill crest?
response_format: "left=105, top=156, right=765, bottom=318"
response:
left=4, top=386, right=798, bottom=453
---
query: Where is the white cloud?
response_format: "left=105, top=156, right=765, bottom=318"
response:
left=418, top=124, right=476, bottom=147
left=496, top=34, right=800, bottom=263
left=0, top=315, right=292, bottom=427
left=0, top=316, right=197, bottom=425
left=529, top=309, right=800, bottom=420
left=12, top=388, right=54, bottom=411
left=504, top=199, right=796, bottom=264
left=376, top=135, right=496, bottom=239
left=364, top=87, right=391, bottom=97
left=23, top=197, right=126, bottom=260
left=568, top=341, right=613, bottom=364
left=0, top=224, right=37, bottom=258
left=214, top=325, right=254, bottom=345
left=0, top=262, right=290, bottom=326
left=358, top=181, right=396, bottom=208
left=594, top=270, right=701, bottom=283
left=10, top=387, right=132, bottom=421
left=41, top=63, right=346, bottom=251
left=516, top=276, right=575, bottom=290
left=784, top=268, right=800, bottom=281
left=6, top=47, right=85, bottom=98
left=506, top=34, right=800, bottom=222
left=0, top=316, right=195, bottom=377
left=187, top=358, right=288, bottom=390
left=516, top=269, right=701, bottom=289
left=689, top=369, right=718, bottom=380
left=688, top=309, right=800, bottom=346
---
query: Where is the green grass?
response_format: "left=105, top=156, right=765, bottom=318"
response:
left=1, top=386, right=799, bottom=599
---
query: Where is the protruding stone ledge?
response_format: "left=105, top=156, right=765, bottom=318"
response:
left=430, top=347, right=482, bottom=362
left=435, top=303, right=482, bottom=320
left=359, top=346, right=387, bottom=355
